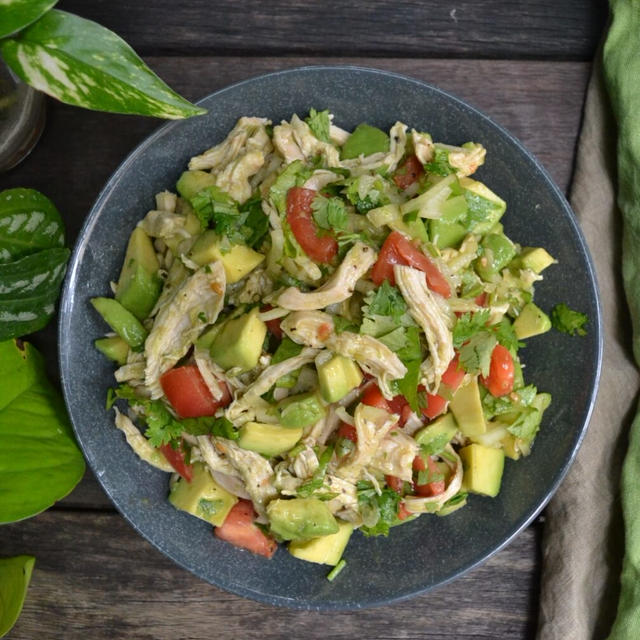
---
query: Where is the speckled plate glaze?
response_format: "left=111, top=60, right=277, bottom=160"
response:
left=59, top=66, right=602, bottom=610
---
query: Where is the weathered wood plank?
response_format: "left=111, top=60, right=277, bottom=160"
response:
left=1, top=510, right=541, bottom=639
left=56, top=0, right=605, bottom=60
left=8, top=56, right=587, bottom=510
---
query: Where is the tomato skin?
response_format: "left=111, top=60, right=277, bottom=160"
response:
left=385, top=474, right=404, bottom=494
left=397, top=501, right=412, bottom=520
left=413, top=455, right=446, bottom=497
left=160, top=365, right=231, bottom=418
left=475, top=292, right=488, bottom=307
left=286, top=186, right=338, bottom=264
left=388, top=395, right=411, bottom=426
left=361, top=385, right=391, bottom=412
left=371, top=231, right=451, bottom=298
left=159, top=441, right=193, bottom=482
left=441, top=354, right=465, bottom=391
left=421, top=392, right=447, bottom=420
left=215, top=499, right=277, bottom=559
left=393, top=155, right=424, bottom=190
left=337, top=422, right=358, bottom=443
left=481, top=344, right=515, bottom=397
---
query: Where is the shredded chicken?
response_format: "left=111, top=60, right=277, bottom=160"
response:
left=193, top=347, right=225, bottom=402
left=145, top=261, right=226, bottom=398
left=411, top=129, right=434, bottom=164
left=273, top=114, right=340, bottom=167
left=196, top=435, right=239, bottom=477
left=395, top=264, right=454, bottom=391
left=139, top=211, right=189, bottom=240
left=340, top=122, right=407, bottom=175
left=278, top=242, right=377, bottom=310
left=370, top=429, right=419, bottom=481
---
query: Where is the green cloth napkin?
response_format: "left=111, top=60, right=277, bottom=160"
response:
left=605, top=1, right=640, bottom=637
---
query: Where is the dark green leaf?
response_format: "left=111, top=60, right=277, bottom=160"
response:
left=271, top=337, right=303, bottom=364
left=311, top=194, right=348, bottom=232
left=452, top=310, right=490, bottom=348
left=358, top=484, right=403, bottom=537
left=494, top=316, right=523, bottom=351
left=0, top=555, right=35, bottom=637
left=551, top=303, right=588, bottom=336
left=305, top=108, right=331, bottom=143
left=240, top=197, right=269, bottom=248
left=458, top=331, right=497, bottom=376
left=0, top=0, right=58, bottom=39
left=424, top=147, right=453, bottom=177
left=0, top=10, right=206, bottom=118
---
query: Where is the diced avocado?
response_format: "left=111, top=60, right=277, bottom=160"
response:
left=115, top=228, right=162, bottom=320
left=513, top=302, right=552, bottom=339
left=288, top=521, right=354, bottom=565
left=267, top=497, right=339, bottom=541
left=238, top=422, right=303, bottom=457
left=459, top=177, right=506, bottom=234
left=367, top=203, right=428, bottom=243
left=514, top=247, right=556, bottom=274
left=91, top=297, right=148, bottom=351
left=176, top=170, right=216, bottom=200
left=189, top=230, right=264, bottom=283
left=317, top=354, right=363, bottom=403
left=470, top=422, right=509, bottom=448
left=169, top=462, right=237, bottom=526
left=414, top=412, right=458, bottom=455
left=475, top=233, right=516, bottom=281
left=278, top=392, right=326, bottom=429
left=430, top=219, right=468, bottom=249
left=449, top=376, right=486, bottom=436
left=195, top=322, right=225, bottom=350
left=210, top=308, right=266, bottom=371
left=94, top=336, right=129, bottom=365
left=400, top=174, right=457, bottom=219
left=340, top=123, right=390, bottom=160
left=460, top=443, right=505, bottom=498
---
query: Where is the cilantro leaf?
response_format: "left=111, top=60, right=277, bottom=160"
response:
left=190, top=185, right=239, bottom=230
left=357, top=483, right=407, bottom=537
left=143, top=399, right=184, bottom=447
left=269, top=160, right=313, bottom=214
left=458, top=331, right=497, bottom=377
left=297, top=444, right=334, bottom=498
left=394, top=326, right=423, bottom=412
left=240, top=197, right=269, bottom=248
left=311, top=194, right=348, bottom=232
left=452, top=310, right=490, bottom=348
left=551, top=303, right=588, bottom=336
left=506, top=407, right=541, bottom=441
left=305, top=108, right=331, bottom=143
left=365, top=281, right=410, bottom=320
left=333, top=315, right=358, bottom=334
left=494, top=317, right=523, bottom=351
left=424, top=147, right=453, bottom=177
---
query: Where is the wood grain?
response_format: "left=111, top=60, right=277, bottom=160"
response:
left=4, top=56, right=589, bottom=510
left=55, top=0, right=606, bottom=60
left=1, top=510, right=541, bottom=639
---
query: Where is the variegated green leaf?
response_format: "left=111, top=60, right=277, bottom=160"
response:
left=0, top=188, right=64, bottom=263
left=0, top=9, right=206, bottom=119
left=0, top=555, right=35, bottom=637
left=0, top=0, right=57, bottom=39
left=0, top=284, right=62, bottom=340
left=0, top=247, right=69, bottom=299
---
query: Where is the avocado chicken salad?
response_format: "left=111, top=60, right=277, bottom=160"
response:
left=92, top=110, right=556, bottom=574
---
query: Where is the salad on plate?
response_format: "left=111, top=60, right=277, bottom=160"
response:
left=91, top=109, right=556, bottom=577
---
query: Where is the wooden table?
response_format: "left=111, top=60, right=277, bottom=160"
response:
left=1, top=2, right=605, bottom=637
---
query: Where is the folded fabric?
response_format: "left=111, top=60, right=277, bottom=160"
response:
left=603, top=1, right=640, bottom=637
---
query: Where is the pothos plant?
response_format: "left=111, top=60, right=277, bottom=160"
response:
left=0, top=1, right=206, bottom=635
left=0, top=0, right=206, bottom=118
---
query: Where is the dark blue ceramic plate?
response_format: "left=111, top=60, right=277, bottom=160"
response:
left=59, top=66, right=602, bottom=609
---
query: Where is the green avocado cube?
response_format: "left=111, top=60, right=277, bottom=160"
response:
left=317, top=354, right=363, bottom=403
left=288, top=521, right=354, bottom=565
left=513, top=302, right=552, bottom=339
left=189, top=230, right=265, bottom=283
left=267, top=498, right=339, bottom=541
left=94, top=336, right=129, bottom=365
left=115, top=227, right=162, bottom=321
left=237, top=422, right=303, bottom=457
left=169, top=462, right=237, bottom=526
left=176, top=170, right=217, bottom=200
left=449, top=377, right=486, bottom=437
left=515, top=247, right=556, bottom=274
left=430, top=219, right=468, bottom=249
left=278, top=392, right=326, bottom=428
left=210, top=308, right=266, bottom=371
left=459, top=177, right=506, bottom=234
left=475, top=233, right=517, bottom=281
left=414, top=412, right=458, bottom=455
left=340, top=123, right=390, bottom=159
left=460, top=443, right=505, bottom=498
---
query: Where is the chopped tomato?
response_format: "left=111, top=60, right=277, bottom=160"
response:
left=475, top=292, right=488, bottom=307
left=371, top=231, right=451, bottom=298
left=397, top=501, right=412, bottom=520
left=413, top=455, right=446, bottom=497
left=337, top=422, right=358, bottom=443
left=441, top=354, right=465, bottom=391
left=386, top=474, right=404, bottom=494
left=159, top=441, right=193, bottom=482
left=286, top=186, right=338, bottom=263
left=317, top=322, right=333, bottom=341
left=215, top=499, right=277, bottom=559
left=160, top=365, right=231, bottom=418
left=393, top=155, right=424, bottom=190
left=388, top=394, right=411, bottom=426
left=261, top=305, right=283, bottom=340
left=481, top=343, right=515, bottom=397
left=421, top=392, right=447, bottom=420
left=361, top=384, right=391, bottom=412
